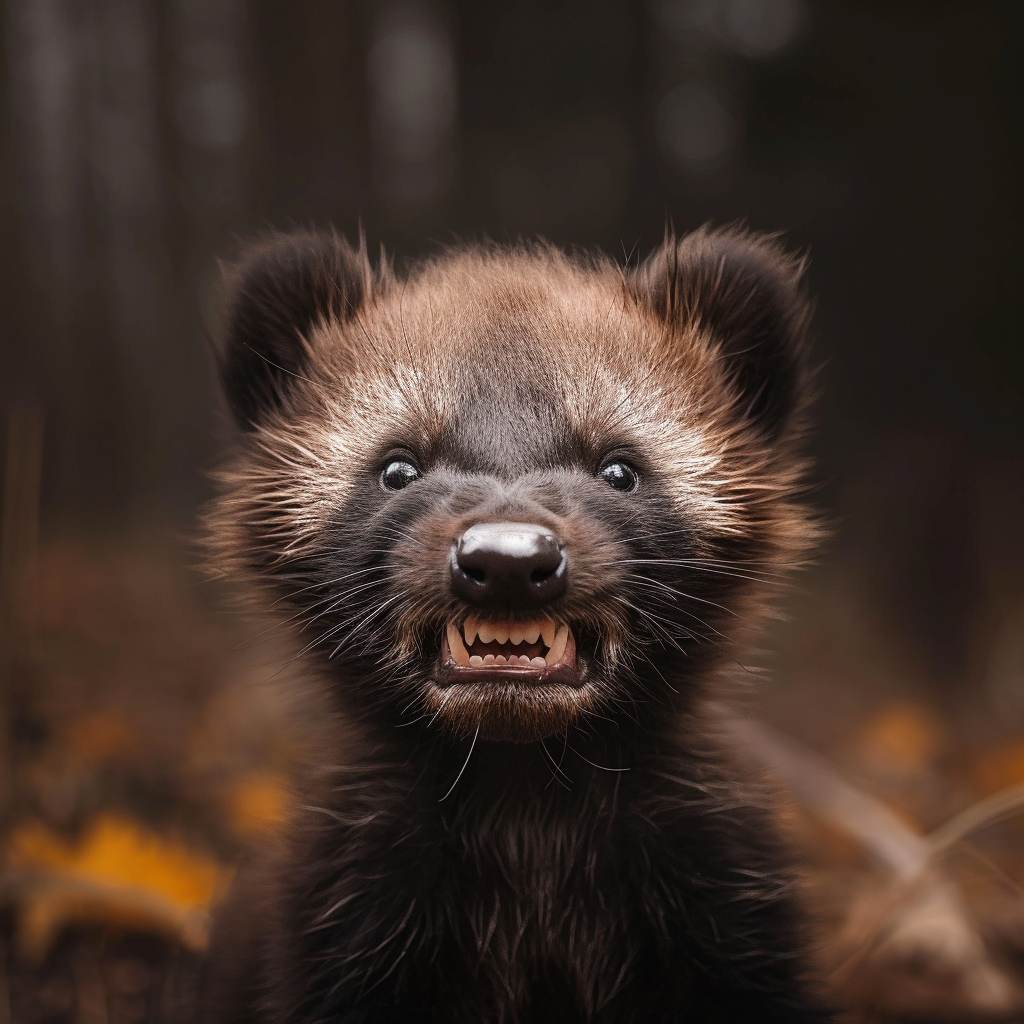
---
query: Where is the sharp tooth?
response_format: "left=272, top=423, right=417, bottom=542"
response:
left=463, top=614, right=479, bottom=645
left=523, top=623, right=541, bottom=644
left=478, top=622, right=495, bottom=643
left=447, top=622, right=471, bottom=667
left=493, top=625, right=510, bottom=644
left=540, top=619, right=556, bottom=648
left=545, top=624, right=569, bottom=666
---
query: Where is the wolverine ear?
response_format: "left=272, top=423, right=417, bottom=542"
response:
left=631, top=226, right=812, bottom=439
left=219, top=230, right=380, bottom=430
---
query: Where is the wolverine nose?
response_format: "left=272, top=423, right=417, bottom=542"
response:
left=451, top=522, right=567, bottom=609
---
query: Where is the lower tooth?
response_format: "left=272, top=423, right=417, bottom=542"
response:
left=483, top=654, right=496, bottom=666
left=469, top=655, right=484, bottom=667
left=530, top=656, right=546, bottom=669
left=494, top=655, right=508, bottom=666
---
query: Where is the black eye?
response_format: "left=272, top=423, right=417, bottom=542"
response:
left=380, top=460, right=420, bottom=491
left=598, top=462, right=639, bottom=492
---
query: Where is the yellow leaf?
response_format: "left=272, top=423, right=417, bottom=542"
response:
left=4, top=815, right=232, bottom=959
left=226, top=772, right=291, bottom=838
left=970, top=737, right=1024, bottom=796
left=854, top=702, right=943, bottom=771
left=7, top=815, right=226, bottom=909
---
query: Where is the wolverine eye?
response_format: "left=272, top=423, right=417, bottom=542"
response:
left=598, top=462, right=639, bottom=492
left=380, top=460, right=420, bottom=491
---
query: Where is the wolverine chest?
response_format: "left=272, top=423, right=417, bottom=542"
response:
left=413, top=850, right=654, bottom=1022
left=295, top=817, right=658, bottom=1017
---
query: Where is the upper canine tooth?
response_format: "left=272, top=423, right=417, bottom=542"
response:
left=447, top=622, right=471, bottom=667
left=540, top=619, right=556, bottom=648
left=462, top=614, right=479, bottom=645
left=545, top=624, right=569, bottom=665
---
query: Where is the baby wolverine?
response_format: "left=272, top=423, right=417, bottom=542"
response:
left=205, top=227, right=832, bottom=1023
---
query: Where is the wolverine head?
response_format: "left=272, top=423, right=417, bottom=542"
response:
left=209, top=229, right=812, bottom=743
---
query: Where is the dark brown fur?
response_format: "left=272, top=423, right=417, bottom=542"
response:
left=202, top=228, right=832, bottom=1023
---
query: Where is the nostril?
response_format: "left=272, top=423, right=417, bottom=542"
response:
left=463, top=566, right=486, bottom=583
left=530, top=566, right=555, bottom=584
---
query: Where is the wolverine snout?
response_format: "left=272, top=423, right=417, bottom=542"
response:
left=449, top=521, right=567, bottom=610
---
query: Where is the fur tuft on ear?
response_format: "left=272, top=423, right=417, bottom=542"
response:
left=219, top=230, right=384, bottom=430
left=631, top=226, right=812, bottom=439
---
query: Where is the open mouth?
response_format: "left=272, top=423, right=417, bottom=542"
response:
left=440, top=614, right=580, bottom=687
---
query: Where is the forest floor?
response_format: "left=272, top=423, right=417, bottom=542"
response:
left=3, top=540, right=1024, bottom=1023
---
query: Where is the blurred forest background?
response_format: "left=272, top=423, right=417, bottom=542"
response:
left=1, top=0, right=1023, bottom=1021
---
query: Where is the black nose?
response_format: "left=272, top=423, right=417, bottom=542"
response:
left=450, top=522, right=567, bottom=609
